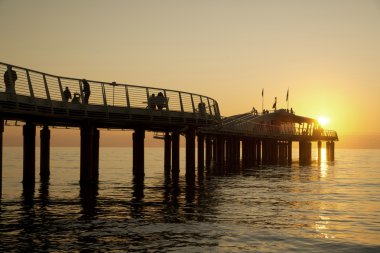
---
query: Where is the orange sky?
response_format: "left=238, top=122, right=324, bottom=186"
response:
left=1, top=0, right=380, bottom=148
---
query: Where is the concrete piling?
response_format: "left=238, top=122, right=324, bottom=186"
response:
left=0, top=119, right=3, bottom=198
left=80, top=123, right=100, bottom=184
left=40, top=125, right=50, bottom=180
left=287, top=141, right=292, bottom=165
left=205, top=135, right=212, bottom=169
left=197, top=132, right=205, bottom=174
left=132, top=128, right=145, bottom=178
left=172, top=131, right=180, bottom=178
left=23, top=121, right=36, bottom=185
left=186, top=128, right=196, bottom=178
left=164, top=132, right=171, bottom=173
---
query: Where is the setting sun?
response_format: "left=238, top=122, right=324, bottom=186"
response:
left=318, top=117, right=330, bottom=127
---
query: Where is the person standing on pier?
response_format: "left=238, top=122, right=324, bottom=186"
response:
left=272, top=97, right=277, bottom=111
left=148, top=93, right=157, bottom=109
left=63, top=86, right=72, bottom=102
left=82, top=79, right=91, bottom=104
left=3, top=66, right=17, bottom=94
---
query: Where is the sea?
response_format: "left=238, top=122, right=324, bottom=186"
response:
left=0, top=147, right=379, bottom=252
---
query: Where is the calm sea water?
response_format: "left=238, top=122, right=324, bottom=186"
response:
left=1, top=147, right=380, bottom=252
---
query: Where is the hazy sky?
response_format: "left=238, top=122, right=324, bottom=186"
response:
left=1, top=0, right=380, bottom=147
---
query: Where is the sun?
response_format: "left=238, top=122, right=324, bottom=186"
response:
left=318, top=116, right=330, bottom=127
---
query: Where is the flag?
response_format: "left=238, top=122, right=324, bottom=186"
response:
left=262, top=88, right=264, bottom=97
left=286, top=89, right=289, bottom=101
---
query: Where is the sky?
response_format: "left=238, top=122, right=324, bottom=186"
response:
left=1, top=0, right=380, bottom=148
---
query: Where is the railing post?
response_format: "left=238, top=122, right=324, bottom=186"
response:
left=101, top=83, right=108, bottom=118
left=190, top=94, right=196, bottom=113
left=179, top=92, right=184, bottom=112
left=207, top=98, right=213, bottom=117
left=79, top=80, right=84, bottom=103
left=101, top=83, right=107, bottom=106
left=26, top=70, right=35, bottom=99
left=57, top=77, right=64, bottom=101
left=125, top=85, right=130, bottom=109
left=146, top=88, right=150, bottom=103
left=43, top=74, right=51, bottom=101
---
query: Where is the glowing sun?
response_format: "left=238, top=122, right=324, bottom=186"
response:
left=318, top=116, right=330, bottom=127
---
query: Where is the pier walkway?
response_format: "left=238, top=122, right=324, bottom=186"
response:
left=0, top=62, right=338, bottom=197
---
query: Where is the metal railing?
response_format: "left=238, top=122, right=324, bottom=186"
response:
left=0, top=62, right=220, bottom=120
left=218, top=118, right=338, bottom=140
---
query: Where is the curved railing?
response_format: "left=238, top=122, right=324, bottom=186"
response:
left=215, top=116, right=338, bottom=140
left=0, top=62, right=220, bottom=120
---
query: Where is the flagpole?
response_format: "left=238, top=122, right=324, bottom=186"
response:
left=286, top=88, right=289, bottom=111
left=261, top=88, right=264, bottom=113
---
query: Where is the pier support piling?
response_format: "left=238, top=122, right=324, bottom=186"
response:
left=80, top=124, right=100, bottom=184
left=205, top=135, right=212, bottom=169
left=235, top=138, right=241, bottom=167
left=299, top=141, right=311, bottom=165
left=172, top=131, right=180, bottom=178
left=287, top=141, right=292, bottom=165
left=23, top=121, right=36, bottom=185
left=256, top=140, right=262, bottom=164
left=197, top=132, right=205, bottom=174
left=242, top=138, right=247, bottom=167
left=164, top=132, right=171, bottom=173
left=317, top=140, right=322, bottom=162
left=133, top=128, right=145, bottom=178
left=216, top=135, right=225, bottom=171
left=0, top=119, right=3, bottom=198
left=212, top=137, right=217, bottom=163
left=40, top=125, right=50, bottom=181
left=326, top=141, right=331, bottom=161
left=186, top=128, right=196, bottom=178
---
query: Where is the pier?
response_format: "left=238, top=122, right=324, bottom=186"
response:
left=0, top=62, right=338, bottom=198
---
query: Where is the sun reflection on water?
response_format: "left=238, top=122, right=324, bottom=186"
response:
left=319, top=148, right=328, bottom=178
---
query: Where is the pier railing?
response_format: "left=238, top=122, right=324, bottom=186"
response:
left=216, top=117, right=338, bottom=140
left=0, top=62, right=220, bottom=122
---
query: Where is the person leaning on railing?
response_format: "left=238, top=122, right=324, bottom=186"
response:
left=4, top=66, right=17, bottom=94
left=82, top=79, right=91, bottom=104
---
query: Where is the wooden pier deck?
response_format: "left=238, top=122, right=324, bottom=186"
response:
left=0, top=62, right=338, bottom=197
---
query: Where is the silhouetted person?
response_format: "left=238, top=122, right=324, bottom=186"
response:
left=272, top=97, right=277, bottom=111
left=72, top=92, right=81, bottom=103
left=156, top=92, right=167, bottom=110
left=198, top=102, right=206, bottom=114
left=4, top=66, right=17, bottom=94
left=63, top=86, right=72, bottom=102
left=82, top=79, right=90, bottom=104
left=290, top=107, right=294, bottom=114
left=148, top=93, right=156, bottom=109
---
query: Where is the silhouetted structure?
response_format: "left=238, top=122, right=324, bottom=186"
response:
left=0, top=62, right=338, bottom=199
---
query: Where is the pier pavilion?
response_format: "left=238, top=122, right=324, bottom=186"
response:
left=0, top=62, right=338, bottom=197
